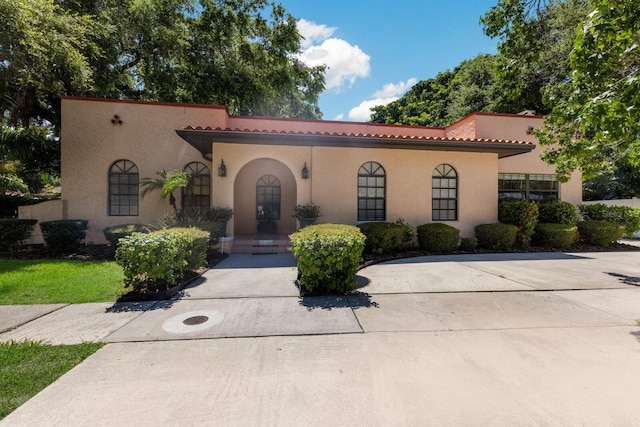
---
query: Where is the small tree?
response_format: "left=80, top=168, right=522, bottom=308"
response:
left=140, top=169, right=190, bottom=213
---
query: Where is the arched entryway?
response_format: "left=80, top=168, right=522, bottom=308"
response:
left=233, top=158, right=297, bottom=235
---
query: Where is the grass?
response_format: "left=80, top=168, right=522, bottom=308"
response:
left=0, top=259, right=126, bottom=305
left=0, top=340, right=104, bottom=419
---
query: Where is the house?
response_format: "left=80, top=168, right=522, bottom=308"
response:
left=20, top=97, right=582, bottom=249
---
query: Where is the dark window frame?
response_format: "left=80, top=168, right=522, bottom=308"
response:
left=256, top=175, right=281, bottom=220
left=357, top=161, right=386, bottom=221
left=432, top=163, right=458, bottom=221
left=498, top=173, right=558, bottom=201
left=182, top=162, right=211, bottom=214
left=108, top=159, right=139, bottom=216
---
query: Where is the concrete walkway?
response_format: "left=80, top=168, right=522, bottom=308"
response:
left=2, top=250, right=640, bottom=426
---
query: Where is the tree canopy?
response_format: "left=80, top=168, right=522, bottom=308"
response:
left=537, top=0, right=640, bottom=181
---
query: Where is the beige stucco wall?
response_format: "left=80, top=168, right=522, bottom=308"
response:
left=61, top=98, right=225, bottom=243
left=212, top=142, right=498, bottom=238
left=18, top=200, right=66, bottom=244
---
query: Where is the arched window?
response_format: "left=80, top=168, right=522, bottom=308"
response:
left=358, top=161, right=386, bottom=221
left=432, top=164, right=458, bottom=221
left=182, top=162, right=210, bottom=214
left=109, top=160, right=139, bottom=216
left=256, top=175, right=281, bottom=219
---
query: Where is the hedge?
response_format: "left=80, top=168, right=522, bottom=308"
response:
left=103, top=224, right=151, bottom=248
left=498, top=200, right=538, bottom=247
left=0, top=218, right=37, bottom=250
left=579, top=204, right=640, bottom=237
left=537, top=201, right=578, bottom=225
left=290, top=224, right=365, bottom=294
left=39, top=220, right=88, bottom=253
left=416, top=223, right=460, bottom=253
left=115, top=227, right=209, bottom=292
left=475, top=223, right=518, bottom=251
left=533, top=223, right=578, bottom=249
left=357, top=220, right=414, bottom=254
left=577, top=220, right=625, bottom=247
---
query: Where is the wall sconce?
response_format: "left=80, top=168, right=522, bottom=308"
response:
left=111, top=114, right=123, bottom=125
left=301, top=162, right=309, bottom=179
left=218, top=159, right=227, bottom=177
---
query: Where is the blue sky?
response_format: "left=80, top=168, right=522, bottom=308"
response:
left=278, top=1, right=500, bottom=121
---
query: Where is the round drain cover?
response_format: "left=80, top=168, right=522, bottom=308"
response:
left=162, top=310, right=224, bottom=334
left=183, top=315, right=209, bottom=325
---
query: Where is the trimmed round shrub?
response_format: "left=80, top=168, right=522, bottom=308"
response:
left=115, top=227, right=209, bottom=292
left=103, top=224, right=151, bottom=248
left=459, top=237, right=478, bottom=252
left=537, top=201, right=578, bottom=225
left=475, top=223, right=518, bottom=251
left=498, top=200, right=538, bottom=247
left=39, top=220, right=88, bottom=253
left=533, top=223, right=578, bottom=249
left=358, top=221, right=414, bottom=254
left=0, top=218, right=37, bottom=250
left=290, top=224, right=365, bottom=294
left=577, top=220, right=625, bottom=247
left=416, top=223, right=460, bottom=253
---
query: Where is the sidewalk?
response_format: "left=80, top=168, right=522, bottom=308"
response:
left=2, top=250, right=640, bottom=426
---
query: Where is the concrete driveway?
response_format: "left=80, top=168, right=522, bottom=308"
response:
left=2, top=250, right=640, bottom=426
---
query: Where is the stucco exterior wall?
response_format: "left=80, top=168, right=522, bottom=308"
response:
left=61, top=98, right=225, bottom=243
left=17, top=200, right=66, bottom=244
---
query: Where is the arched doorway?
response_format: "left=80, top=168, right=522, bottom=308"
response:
left=233, top=158, right=297, bottom=235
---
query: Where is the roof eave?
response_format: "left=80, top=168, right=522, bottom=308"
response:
left=175, top=129, right=535, bottom=159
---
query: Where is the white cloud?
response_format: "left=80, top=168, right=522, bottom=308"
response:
left=296, top=19, right=371, bottom=91
left=297, top=19, right=336, bottom=49
left=373, top=78, right=418, bottom=98
left=298, top=38, right=371, bottom=90
left=346, top=78, right=418, bottom=121
left=348, top=97, right=398, bottom=122
left=333, top=113, right=345, bottom=121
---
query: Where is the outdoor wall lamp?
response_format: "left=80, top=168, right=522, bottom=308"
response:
left=301, top=162, right=309, bottom=179
left=218, top=159, right=227, bottom=177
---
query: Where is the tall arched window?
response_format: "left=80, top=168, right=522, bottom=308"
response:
left=256, top=175, right=281, bottom=219
left=182, top=162, right=210, bottom=214
left=432, top=164, right=458, bottom=221
left=358, top=161, right=386, bottom=221
left=109, top=160, right=139, bottom=216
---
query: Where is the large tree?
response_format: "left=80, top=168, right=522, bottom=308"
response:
left=537, top=0, right=640, bottom=181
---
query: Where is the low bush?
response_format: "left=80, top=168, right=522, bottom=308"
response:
left=115, top=227, right=209, bottom=293
left=416, top=223, right=460, bottom=253
left=154, top=211, right=223, bottom=245
left=475, top=223, right=518, bottom=251
left=290, top=224, right=365, bottom=294
left=358, top=219, right=414, bottom=254
left=103, top=224, right=151, bottom=248
left=498, top=200, right=538, bottom=247
left=459, top=237, right=478, bottom=252
left=577, top=220, right=625, bottom=247
left=537, top=201, right=578, bottom=225
left=39, top=220, right=88, bottom=253
left=0, top=218, right=37, bottom=250
left=533, top=223, right=578, bottom=249
left=579, top=204, right=640, bottom=237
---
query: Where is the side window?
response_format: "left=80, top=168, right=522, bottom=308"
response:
left=109, top=160, right=139, bottom=216
left=358, top=161, right=386, bottom=221
left=256, top=175, right=281, bottom=219
left=182, top=162, right=211, bottom=214
left=432, top=164, right=457, bottom=221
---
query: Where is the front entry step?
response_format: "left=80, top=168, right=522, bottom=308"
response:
left=230, top=235, right=292, bottom=254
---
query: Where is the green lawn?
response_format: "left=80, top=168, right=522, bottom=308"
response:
left=0, top=340, right=104, bottom=419
left=0, top=259, right=126, bottom=305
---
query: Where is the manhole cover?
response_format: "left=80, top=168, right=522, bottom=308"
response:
left=183, top=315, right=209, bottom=325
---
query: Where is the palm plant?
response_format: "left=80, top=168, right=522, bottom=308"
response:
left=140, top=169, right=190, bottom=213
